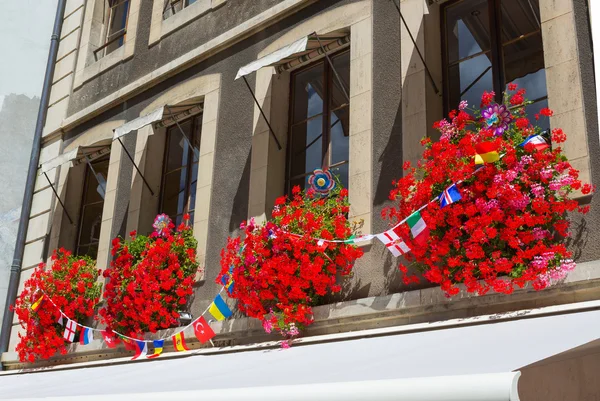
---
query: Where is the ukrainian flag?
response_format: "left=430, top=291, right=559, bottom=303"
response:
left=474, top=142, right=500, bottom=165
left=148, top=339, right=164, bottom=358
left=209, top=294, right=232, bottom=321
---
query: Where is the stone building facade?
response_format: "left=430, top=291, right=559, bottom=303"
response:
left=2, top=0, right=599, bottom=376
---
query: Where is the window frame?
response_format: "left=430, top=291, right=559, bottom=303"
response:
left=441, top=0, right=546, bottom=114
left=158, top=114, right=203, bottom=224
left=93, top=0, right=131, bottom=61
left=162, top=0, right=197, bottom=20
left=285, top=48, right=350, bottom=195
left=75, top=155, right=110, bottom=259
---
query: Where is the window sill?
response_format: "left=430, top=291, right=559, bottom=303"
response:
left=149, top=0, right=227, bottom=47
left=73, top=42, right=135, bottom=90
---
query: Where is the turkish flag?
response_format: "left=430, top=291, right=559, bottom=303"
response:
left=101, top=330, right=120, bottom=349
left=193, top=316, right=215, bottom=344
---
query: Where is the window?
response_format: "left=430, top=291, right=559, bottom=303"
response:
left=287, top=50, right=350, bottom=194
left=159, top=115, right=202, bottom=226
left=163, top=0, right=198, bottom=19
left=76, top=156, right=109, bottom=259
left=94, top=0, right=130, bottom=61
left=443, top=0, right=548, bottom=131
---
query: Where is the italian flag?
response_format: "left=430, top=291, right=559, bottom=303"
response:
left=407, top=211, right=429, bottom=246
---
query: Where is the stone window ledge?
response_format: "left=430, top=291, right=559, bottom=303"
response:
left=149, top=0, right=227, bottom=46
left=3, top=260, right=599, bottom=370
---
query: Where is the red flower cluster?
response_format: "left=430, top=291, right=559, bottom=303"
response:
left=383, top=87, right=592, bottom=296
left=13, top=249, right=101, bottom=362
left=99, top=215, right=200, bottom=337
left=218, top=185, right=363, bottom=337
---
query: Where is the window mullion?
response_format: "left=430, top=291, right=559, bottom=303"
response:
left=323, top=60, right=331, bottom=169
left=489, top=0, right=505, bottom=101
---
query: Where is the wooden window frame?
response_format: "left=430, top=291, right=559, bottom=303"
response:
left=162, top=0, right=196, bottom=20
left=94, top=0, right=130, bottom=61
left=75, top=155, right=110, bottom=258
left=285, top=49, right=350, bottom=195
left=158, top=114, right=203, bottom=224
left=441, top=0, right=547, bottom=114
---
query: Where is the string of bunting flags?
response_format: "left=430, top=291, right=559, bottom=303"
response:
left=31, top=280, right=236, bottom=360
left=281, top=134, right=549, bottom=258
left=27, top=133, right=548, bottom=360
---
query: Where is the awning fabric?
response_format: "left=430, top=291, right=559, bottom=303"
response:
left=1, top=308, right=599, bottom=400
left=235, top=31, right=350, bottom=80
left=112, top=107, right=165, bottom=141
left=39, top=148, right=79, bottom=174
left=112, top=101, right=204, bottom=140
left=39, top=144, right=111, bottom=174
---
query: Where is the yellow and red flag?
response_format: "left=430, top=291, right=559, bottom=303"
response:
left=31, top=294, right=45, bottom=311
left=172, top=332, right=189, bottom=352
left=474, top=142, right=500, bottom=165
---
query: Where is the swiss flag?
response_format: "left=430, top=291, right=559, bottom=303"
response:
left=101, top=330, right=120, bottom=349
left=193, top=316, right=216, bottom=344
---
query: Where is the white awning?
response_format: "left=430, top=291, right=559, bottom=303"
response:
left=39, top=148, right=79, bottom=174
left=2, top=305, right=600, bottom=400
left=39, top=144, right=111, bottom=175
left=235, top=31, right=350, bottom=80
left=112, top=107, right=165, bottom=141
left=235, top=36, right=309, bottom=80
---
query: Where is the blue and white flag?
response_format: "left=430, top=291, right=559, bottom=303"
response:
left=79, top=327, right=93, bottom=345
left=439, top=184, right=461, bottom=208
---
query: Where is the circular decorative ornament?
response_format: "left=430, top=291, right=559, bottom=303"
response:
left=308, top=169, right=335, bottom=194
left=481, top=103, right=512, bottom=136
left=153, top=214, right=172, bottom=236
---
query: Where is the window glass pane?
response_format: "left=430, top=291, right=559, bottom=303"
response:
left=163, top=0, right=183, bottom=19
left=161, top=169, right=188, bottom=219
left=447, top=53, right=493, bottom=109
left=330, top=107, right=349, bottom=165
left=290, top=116, right=323, bottom=178
left=165, top=121, right=193, bottom=172
left=500, top=0, right=540, bottom=43
left=78, top=203, right=104, bottom=247
left=293, top=63, right=324, bottom=124
left=189, top=162, right=198, bottom=212
left=83, top=159, right=109, bottom=205
left=445, top=0, right=490, bottom=64
left=503, top=33, right=546, bottom=99
left=106, top=0, right=129, bottom=54
left=331, top=51, right=350, bottom=110
left=330, top=162, right=349, bottom=191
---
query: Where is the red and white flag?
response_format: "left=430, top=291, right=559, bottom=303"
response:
left=376, top=226, right=410, bottom=257
left=63, top=319, right=77, bottom=342
left=193, top=316, right=216, bottom=344
left=101, top=330, right=120, bottom=349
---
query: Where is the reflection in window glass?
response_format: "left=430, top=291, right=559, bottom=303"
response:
left=287, top=50, right=350, bottom=194
left=445, top=0, right=490, bottom=64
left=159, top=114, right=202, bottom=225
left=500, top=0, right=540, bottom=43
left=444, top=0, right=547, bottom=133
left=76, top=156, right=110, bottom=259
left=447, top=53, right=493, bottom=109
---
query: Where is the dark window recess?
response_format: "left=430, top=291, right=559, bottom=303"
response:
left=287, top=50, right=350, bottom=194
left=163, top=0, right=198, bottom=19
left=94, top=0, right=130, bottom=61
left=76, top=156, right=110, bottom=259
left=442, top=0, right=548, bottom=132
left=159, top=114, right=202, bottom=227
